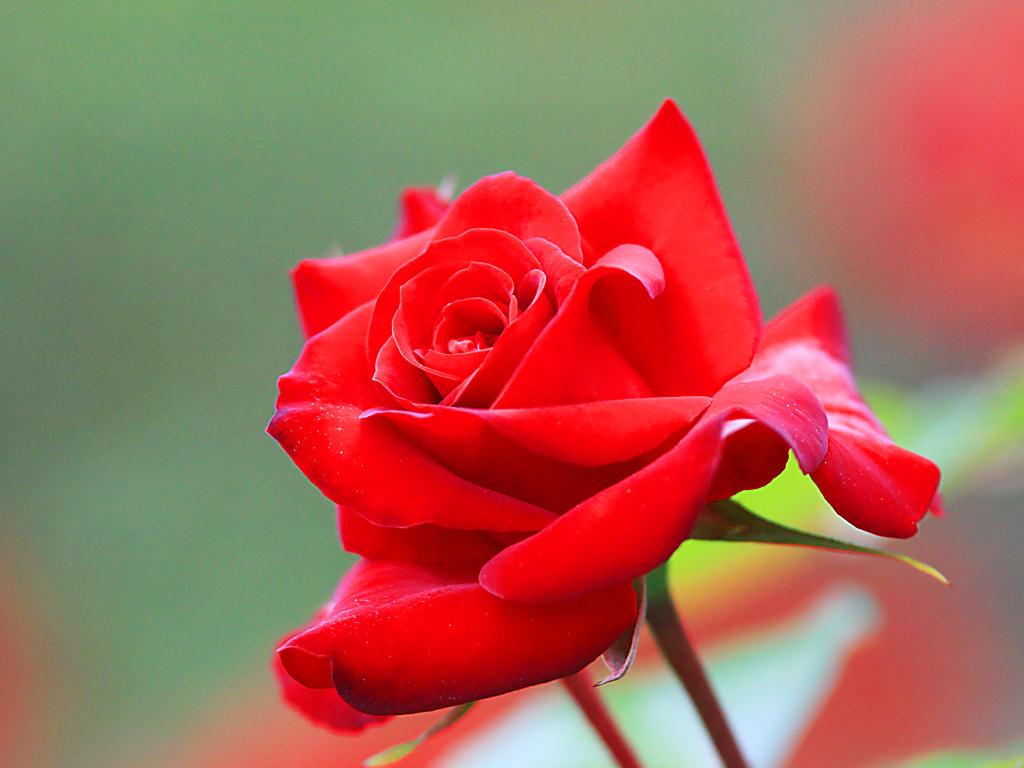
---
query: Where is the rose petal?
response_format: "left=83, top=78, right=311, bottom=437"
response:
left=373, top=395, right=709, bottom=467
left=813, top=432, right=941, bottom=538
left=479, top=416, right=725, bottom=604
left=494, top=244, right=666, bottom=407
left=562, top=99, right=761, bottom=396
left=392, top=264, right=476, bottom=365
left=434, top=173, right=584, bottom=264
left=293, top=230, right=432, bottom=339
left=759, top=284, right=852, bottom=363
left=430, top=297, right=507, bottom=350
left=362, top=404, right=664, bottom=514
left=444, top=275, right=555, bottom=408
left=752, top=286, right=941, bottom=537
left=368, top=228, right=542, bottom=369
left=268, top=303, right=556, bottom=531
left=420, top=346, right=490, bottom=393
left=373, top=336, right=441, bottom=406
left=394, top=264, right=510, bottom=364
left=337, top=506, right=512, bottom=568
left=363, top=394, right=709, bottom=521
left=433, top=263, right=516, bottom=322
left=276, top=560, right=637, bottom=715
left=524, top=237, right=585, bottom=305
left=273, top=641, right=389, bottom=732
left=392, top=186, right=450, bottom=241
left=704, top=373, right=830, bottom=499
left=482, top=395, right=713, bottom=466
left=708, top=421, right=792, bottom=501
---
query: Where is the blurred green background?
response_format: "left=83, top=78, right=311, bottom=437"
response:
left=3, top=2, right=1022, bottom=766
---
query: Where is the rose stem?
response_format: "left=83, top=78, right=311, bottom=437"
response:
left=561, top=670, right=644, bottom=768
left=646, top=561, right=751, bottom=768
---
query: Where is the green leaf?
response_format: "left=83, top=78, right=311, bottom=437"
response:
left=363, top=702, right=475, bottom=766
left=692, top=500, right=949, bottom=585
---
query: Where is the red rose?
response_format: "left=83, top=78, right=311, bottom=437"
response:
left=269, top=101, right=940, bottom=724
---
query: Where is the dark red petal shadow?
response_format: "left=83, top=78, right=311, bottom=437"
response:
left=273, top=645, right=389, bottom=732
left=562, top=99, right=761, bottom=397
left=277, top=560, right=637, bottom=716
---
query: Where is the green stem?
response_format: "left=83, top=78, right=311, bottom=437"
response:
left=646, top=562, right=750, bottom=768
left=561, top=671, right=644, bottom=768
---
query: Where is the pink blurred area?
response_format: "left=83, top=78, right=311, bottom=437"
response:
left=786, top=546, right=1017, bottom=766
left=143, top=676, right=528, bottom=768
left=796, top=0, right=1024, bottom=362
left=0, top=538, right=57, bottom=768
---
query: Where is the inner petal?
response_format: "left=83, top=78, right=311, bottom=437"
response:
left=420, top=347, right=490, bottom=393
left=515, top=268, right=546, bottom=312
left=435, top=262, right=515, bottom=311
left=432, top=297, right=508, bottom=353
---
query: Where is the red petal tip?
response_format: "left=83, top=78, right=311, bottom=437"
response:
left=277, top=638, right=333, bottom=690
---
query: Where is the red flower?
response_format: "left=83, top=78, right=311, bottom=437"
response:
left=269, top=101, right=940, bottom=725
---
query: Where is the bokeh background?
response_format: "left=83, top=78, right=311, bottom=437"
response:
left=2, top=1, right=1022, bottom=766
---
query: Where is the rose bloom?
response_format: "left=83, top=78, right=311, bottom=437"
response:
left=268, top=101, right=940, bottom=727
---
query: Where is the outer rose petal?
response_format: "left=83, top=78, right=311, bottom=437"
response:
left=368, top=396, right=709, bottom=467
left=391, top=186, right=450, bottom=241
left=337, top=506, right=512, bottom=567
left=365, top=394, right=709, bottom=513
left=272, top=646, right=388, bottom=732
left=268, top=302, right=555, bottom=531
left=753, top=286, right=941, bottom=537
left=705, top=373, right=830, bottom=499
left=433, top=172, right=584, bottom=264
left=709, top=374, right=828, bottom=472
left=479, top=416, right=725, bottom=604
left=709, top=422, right=792, bottom=501
left=277, top=560, right=637, bottom=715
left=813, top=432, right=941, bottom=538
left=562, top=99, right=761, bottom=397
left=293, top=230, right=433, bottom=339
